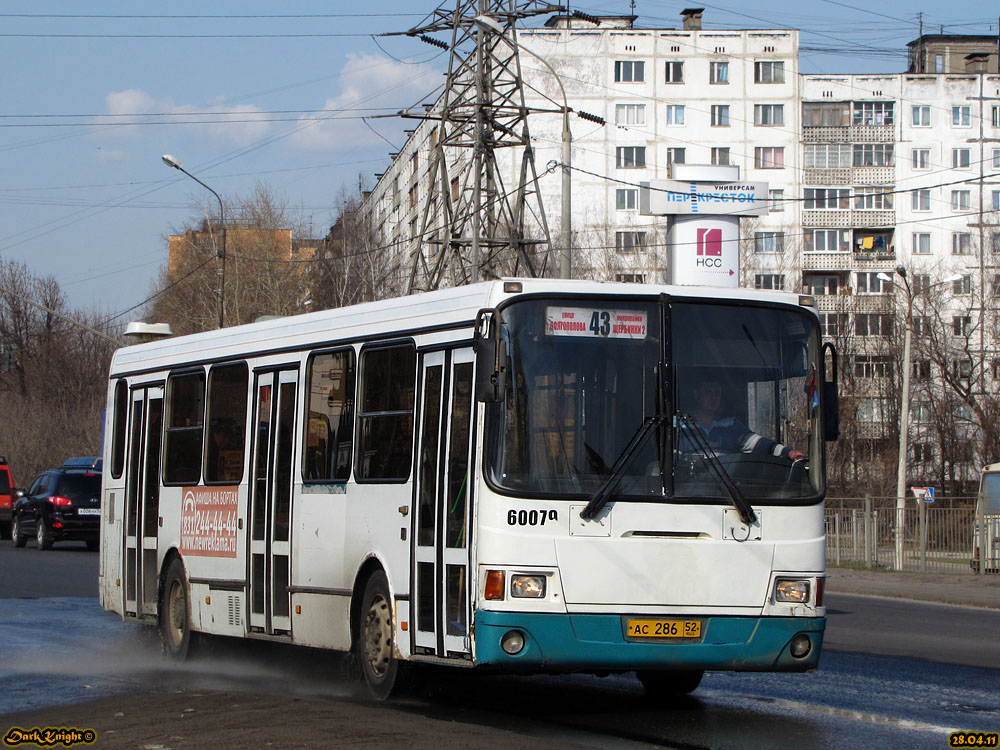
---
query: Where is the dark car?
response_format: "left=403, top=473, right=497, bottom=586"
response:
left=0, top=457, right=14, bottom=540
left=12, top=457, right=102, bottom=551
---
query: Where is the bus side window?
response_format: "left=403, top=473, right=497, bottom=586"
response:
left=205, top=363, right=249, bottom=484
left=110, top=379, right=128, bottom=479
left=357, top=344, right=416, bottom=482
left=304, top=349, right=356, bottom=482
left=164, top=370, right=206, bottom=485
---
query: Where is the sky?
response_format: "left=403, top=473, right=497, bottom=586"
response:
left=1, top=1, right=998, bottom=325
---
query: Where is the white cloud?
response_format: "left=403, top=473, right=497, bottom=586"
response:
left=100, top=89, right=270, bottom=146
left=289, top=53, right=443, bottom=151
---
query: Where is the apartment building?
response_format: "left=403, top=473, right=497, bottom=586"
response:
left=357, top=9, right=1000, bottom=485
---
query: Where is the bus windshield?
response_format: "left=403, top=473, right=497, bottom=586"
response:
left=486, top=297, right=823, bottom=504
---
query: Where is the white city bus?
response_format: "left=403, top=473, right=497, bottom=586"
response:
left=99, top=279, right=838, bottom=698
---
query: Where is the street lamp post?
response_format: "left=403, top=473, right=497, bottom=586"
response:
left=162, top=154, right=226, bottom=329
left=474, top=15, right=572, bottom=279
left=888, top=265, right=963, bottom=571
left=889, top=265, right=913, bottom=571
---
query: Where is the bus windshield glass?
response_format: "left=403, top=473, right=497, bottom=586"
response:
left=486, top=297, right=823, bottom=504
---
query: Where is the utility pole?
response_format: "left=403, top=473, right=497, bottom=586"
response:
left=398, top=0, right=564, bottom=293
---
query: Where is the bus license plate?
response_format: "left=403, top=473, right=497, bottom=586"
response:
left=626, top=619, right=701, bottom=639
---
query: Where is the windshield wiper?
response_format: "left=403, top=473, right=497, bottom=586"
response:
left=676, top=414, right=758, bottom=526
left=580, top=416, right=664, bottom=520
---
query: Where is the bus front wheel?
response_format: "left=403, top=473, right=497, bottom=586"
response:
left=637, top=669, right=704, bottom=697
left=356, top=570, right=401, bottom=700
left=159, top=558, right=192, bottom=660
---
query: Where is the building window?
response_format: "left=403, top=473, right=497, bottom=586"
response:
left=912, top=233, right=931, bottom=255
left=953, top=148, right=971, bottom=168
left=911, top=189, right=931, bottom=211
left=856, top=271, right=891, bottom=294
left=912, top=148, right=930, bottom=169
left=804, top=188, right=851, bottom=209
left=951, top=190, right=970, bottom=211
left=952, top=360, right=973, bottom=381
left=711, top=104, right=730, bottom=127
left=754, top=273, right=785, bottom=290
left=616, top=146, right=646, bottom=168
left=856, top=398, right=888, bottom=423
left=912, top=401, right=931, bottom=422
left=754, top=104, right=784, bottom=126
left=952, top=316, right=972, bottom=337
left=855, top=313, right=892, bottom=337
left=711, top=147, right=730, bottom=165
left=754, top=146, right=784, bottom=169
left=993, top=106, right=1000, bottom=128
left=952, top=105, right=971, bottom=127
left=853, top=101, right=894, bottom=126
left=912, top=274, right=931, bottom=295
left=992, top=190, right=1000, bottom=211
left=911, top=105, right=931, bottom=127
left=912, top=443, right=932, bottom=463
left=710, top=61, right=729, bottom=84
left=803, top=101, right=849, bottom=127
left=615, top=231, right=647, bottom=253
left=804, top=143, right=851, bottom=168
left=854, top=187, right=893, bottom=210
left=855, top=355, right=891, bottom=378
left=804, top=274, right=840, bottom=295
left=819, top=313, right=847, bottom=337
left=992, top=274, right=1000, bottom=298
left=666, top=104, right=686, bottom=125
left=805, top=228, right=849, bottom=252
left=615, top=188, right=638, bottom=210
left=853, top=143, right=893, bottom=167
left=994, top=149, right=1000, bottom=168
left=953, top=274, right=972, bottom=295
left=993, top=232, right=1000, bottom=255
left=664, top=61, right=684, bottom=83
left=754, top=60, right=785, bottom=83
left=754, top=231, right=784, bottom=253
left=768, top=189, right=784, bottom=212
left=615, top=273, right=646, bottom=283
left=614, top=60, right=645, bottom=82
left=912, top=359, right=931, bottom=380
left=615, top=103, right=645, bottom=125
left=666, top=147, right=685, bottom=164
left=952, top=233, right=971, bottom=255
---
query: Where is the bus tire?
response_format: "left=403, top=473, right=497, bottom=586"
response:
left=159, top=558, right=192, bottom=660
left=637, top=669, right=704, bottom=697
left=356, top=570, right=402, bottom=700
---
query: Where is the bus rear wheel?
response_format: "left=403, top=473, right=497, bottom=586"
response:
left=637, top=669, right=704, bottom=697
left=356, top=570, right=401, bottom=700
left=159, top=559, right=192, bottom=660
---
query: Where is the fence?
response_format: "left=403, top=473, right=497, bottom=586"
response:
left=824, top=495, right=997, bottom=574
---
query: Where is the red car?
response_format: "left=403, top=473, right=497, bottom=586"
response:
left=0, top=457, right=14, bottom=540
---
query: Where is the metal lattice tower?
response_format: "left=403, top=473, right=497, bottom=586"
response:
left=402, top=0, right=564, bottom=293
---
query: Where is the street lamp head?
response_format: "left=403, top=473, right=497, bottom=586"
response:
left=161, top=154, right=182, bottom=170
left=943, top=273, right=963, bottom=284
left=876, top=272, right=893, bottom=284
left=895, top=264, right=907, bottom=279
left=472, top=14, right=505, bottom=35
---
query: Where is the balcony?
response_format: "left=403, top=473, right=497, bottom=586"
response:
left=802, top=124, right=895, bottom=143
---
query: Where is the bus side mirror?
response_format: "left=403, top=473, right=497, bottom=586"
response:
left=474, top=309, right=507, bottom=403
left=822, top=342, right=840, bottom=442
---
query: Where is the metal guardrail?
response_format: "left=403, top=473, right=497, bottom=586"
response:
left=824, top=496, right=999, bottom=575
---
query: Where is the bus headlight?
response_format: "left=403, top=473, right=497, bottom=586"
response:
left=510, top=574, right=546, bottom=598
left=774, top=579, right=810, bottom=604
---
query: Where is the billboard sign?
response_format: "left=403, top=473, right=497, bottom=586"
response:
left=641, top=180, right=770, bottom=216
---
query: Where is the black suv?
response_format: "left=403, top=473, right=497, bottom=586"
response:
left=12, top=457, right=102, bottom=551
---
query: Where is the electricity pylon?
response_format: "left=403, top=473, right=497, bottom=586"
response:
left=401, top=0, right=564, bottom=293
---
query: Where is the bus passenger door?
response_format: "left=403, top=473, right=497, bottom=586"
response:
left=123, top=386, right=163, bottom=619
left=413, top=349, right=475, bottom=659
left=248, top=369, right=298, bottom=635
